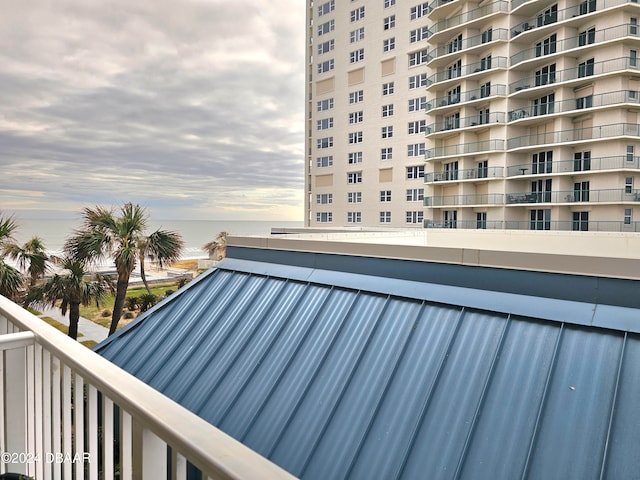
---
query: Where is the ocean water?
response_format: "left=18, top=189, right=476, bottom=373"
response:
left=11, top=219, right=304, bottom=259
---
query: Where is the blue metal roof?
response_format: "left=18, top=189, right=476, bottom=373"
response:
left=96, top=253, right=640, bottom=479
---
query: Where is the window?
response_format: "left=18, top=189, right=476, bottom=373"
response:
left=530, top=209, right=551, bottom=230
left=444, top=210, right=457, bottom=228
left=448, top=59, right=462, bottom=78
left=347, top=172, right=363, bottom=183
left=479, top=55, right=492, bottom=71
left=410, top=26, right=430, bottom=43
left=382, top=82, right=395, bottom=95
left=532, top=178, right=553, bottom=202
left=316, top=212, right=333, bottom=223
left=532, top=150, right=553, bottom=174
left=573, top=181, right=590, bottom=201
left=408, top=96, right=427, bottom=111
left=317, top=98, right=334, bottom=111
left=408, top=120, right=426, bottom=134
left=380, top=211, right=392, bottom=223
left=538, top=4, right=558, bottom=26
left=350, top=27, right=365, bottom=43
left=625, top=176, right=634, bottom=194
left=381, top=126, right=393, bottom=138
left=316, top=193, right=333, bottom=204
left=384, top=0, right=396, bottom=7
left=318, top=40, right=335, bottom=55
left=533, top=93, right=555, bottom=115
left=482, top=28, right=493, bottom=44
left=409, top=74, right=428, bottom=89
left=535, top=64, right=556, bottom=86
left=349, top=90, right=364, bottom=104
left=318, top=59, right=334, bottom=73
left=576, top=95, right=593, bottom=109
left=318, top=0, right=335, bottom=16
left=316, top=118, right=334, bottom=130
left=409, top=49, right=429, bottom=66
left=406, top=188, right=424, bottom=201
left=631, top=49, right=638, bottom=67
left=317, top=137, right=333, bottom=149
left=480, top=82, right=491, bottom=98
left=348, top=192, right=362, bottom=203
left=408, top=143, right=426, bottom=156
left=407, top=165, right=425, bottom=179
left=347, top=212, right=362, bottom=223
left=624, top=208, right=633, bottom=225
left=350, top=48, right=365, bottom=63
left=477, top=212, right=487, bottom=229
left=348, top=131, right=363, bottom=143
left=318, top=20, right=335, bottom=36
left=382, top=104, right=394, bottom=117
left=351, top=6, right=365, bottom=22
left=381, top=147, right=393, bottom=160
left=383, top=38, right=396, bottom=52
left=348, top=151, right=363, bottom=164
left=349, top=111, right=364, bottom=124
left=573, top=151, right=590, bottom=171
left=444, top=161, right=459, bottom=180
left=579, top=28, right=595, bottom=46
left=380, top=190, right=392, bottom=202
left=628, top=145, right=635, bottom=162
left=410, top=2, right=429, bottom=20
left=406, top=211, right=424, bottom=224
left=447, top=35, right=462, bottom=54
left=477, top=160, right=488, bottom=178
left=447, top=86, right=461, bottom=104
left=536, top=34, right=557, bottom=57
left=445, top=112, right=460, bottom=130
left=478, top=109, right=490, bottom=125
left=579, top=0, right=596, bottom=15
left=384, top=15, right=396, bottom=30
left=578, top=58, right=594, bottom=78
left=316, top=156, right=333, bottom=167
left=631, top=18, right=638, bottom=35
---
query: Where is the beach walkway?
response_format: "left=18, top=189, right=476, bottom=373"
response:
left=37, top=305, right=109, bottom=344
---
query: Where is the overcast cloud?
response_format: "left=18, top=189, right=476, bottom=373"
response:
left=0, top=0, right=305, bottom=220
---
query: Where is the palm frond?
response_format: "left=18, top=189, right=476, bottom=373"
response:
left=145, top=229, right=184, bottom=268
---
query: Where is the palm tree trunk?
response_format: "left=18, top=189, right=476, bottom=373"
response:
left=68, top=302, right=80, bottom=340
left=109, top=273, right=130, bottom=335
left=140, top=257, right=152, bottom=295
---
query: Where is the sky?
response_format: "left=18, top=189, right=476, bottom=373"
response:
left=0, top=0, right=306, bottom=221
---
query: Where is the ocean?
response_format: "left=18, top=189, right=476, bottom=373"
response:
left=11, top=218, right=304, bottom=259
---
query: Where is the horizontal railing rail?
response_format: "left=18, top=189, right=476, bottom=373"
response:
left=505, top=188, right=640, bottom=204
left=0, top=295, right=295, bottom=480
left=428, top=29, right=509, bottom=62
left=507, top=122, right=640, bottom=149
left=508, top=90, right=640, bottom=121
left=509, top=57, right=639, bottom=93
left=428, top=112, right=506, bottom=134
left=510, top=24, right=639, bottom=65
left=503, top=220, right=640, bottom=231
left=427, top=84, right=507, bottom=110
left=424, top=219, right=505, bottom=229
left=430, top=1, right=509, bottom=36
left=426, top=139, right=505, bottom=158
left=425, top=166, right=504, bottom=182
left=512, top=0, right=635, bottom=35
left=424, top=193, right=504, bottom=206
left=506, top=155, right=640, bottom=176
left=428, top=57, right=508, bottom=85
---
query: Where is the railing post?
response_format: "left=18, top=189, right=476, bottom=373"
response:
left=5, top=345, right=27, bottom=475
left=142, top=429, right=167, bottom=479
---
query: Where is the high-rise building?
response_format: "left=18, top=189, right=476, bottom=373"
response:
left=305, top=0, right=640, bottom=232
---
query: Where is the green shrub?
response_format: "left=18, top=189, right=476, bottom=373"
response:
left=125, top=296, right=139, bottom=311
left=165, top=289, right=175, bottom=297
left=123, top=311, right=134, bottom=319
left=139, top=293, right=158, bottom=312
left=101, top=310, right=111, bottom=317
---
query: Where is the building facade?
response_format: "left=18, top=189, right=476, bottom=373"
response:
left=305, top=0, right=640, bottom=232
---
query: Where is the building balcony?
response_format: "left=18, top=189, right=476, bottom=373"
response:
left=427, top=29, right=509, bottom=67
left=424, top=219, right=504, bottom=229
left=427, top=112, right=506, bottom=136
left=512, top=0, right=636, bottom=35
left=510, top=24, right=639, bottom=67
left=426, top=84, right=507, bottom=112
left=507, top=123, right=640, bottom=150
left=424, top=193, right=504, bottom=207
left=425, top=166, right=504, bottom=183
left=506, top=155, right=640, bottom=177
left=505, top=188, right=640, bottom=205
left=427, top=57, right=508, bottom=90
left=508, top=90, right=640, bottom=123
left=427, top=0, right=459, bottom=20
left=429, top=1, right=509, bottom=40
left=503, top=220, right=640, bottom=232
left=0, top=296, right=293, bottom=480
left=426, top=139, right=505, bottom=159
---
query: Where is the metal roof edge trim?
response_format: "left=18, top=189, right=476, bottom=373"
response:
left=218, top=257, right=640, bottom=334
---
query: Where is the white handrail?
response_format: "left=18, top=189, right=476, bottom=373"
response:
left=0, top=295, right=297, bottom=480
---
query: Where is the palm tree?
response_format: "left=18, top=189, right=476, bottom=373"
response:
left=203, top=231, right=228, bottom=261
left=139, top=229, right=184, bottom=294
left=65, top=203, right=184, bottom=335
left=26, top=257, right=112, bottom=339
left=3, top=236, right=48, bottom=288
left=0, top=213, right=24, bottom=300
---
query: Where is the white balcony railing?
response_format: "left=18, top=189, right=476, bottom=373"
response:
left=0, top=295, right=295, bottom=480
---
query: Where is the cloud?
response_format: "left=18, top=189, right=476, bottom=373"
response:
left=0, top=0, right=305, bottom=221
